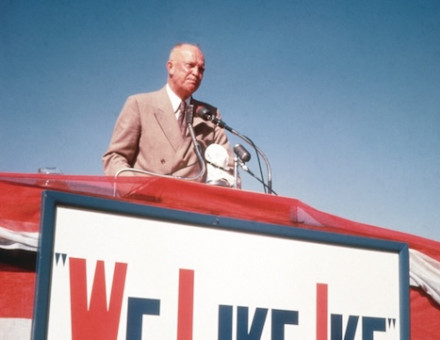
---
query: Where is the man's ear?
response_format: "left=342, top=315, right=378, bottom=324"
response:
left=166, top=60, right=174, bottom=75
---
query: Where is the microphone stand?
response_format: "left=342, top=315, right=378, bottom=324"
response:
left=185, top=106, right=207, bottom=179
left=236, top=159, right=277, bottom=195
left=233, top=155, right=239, bottom=189
left=113, top=105, right=206, bottom=197
left=205, top=114, right=275, bottom=195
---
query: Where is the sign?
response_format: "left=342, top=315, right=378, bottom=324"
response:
left=33, top=191, right=409, bottom=339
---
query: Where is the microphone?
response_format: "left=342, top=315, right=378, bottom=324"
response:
left=196, top=106, right=216, bottom=121
left=185, top=104, right=194, bottom=124
left=233, top=144, right=251, bottom=163
left=196, top=106, right=275, bottom=194
left=233, top=143, right=277, bottom=194
left=196, top=106, right=229, bottom=130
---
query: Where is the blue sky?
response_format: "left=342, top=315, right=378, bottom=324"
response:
left=1, top=0, right=439, bottom=241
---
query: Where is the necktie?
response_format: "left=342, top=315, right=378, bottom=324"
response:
left=178, top=101, right=186, bottom=136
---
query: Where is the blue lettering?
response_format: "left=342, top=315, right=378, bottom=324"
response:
left=362, top=317, right=386, bottom=340
left=126, top=297, right=160, bottom=340
left=237, top=306, right=268, bottom=339
left=331, top=314, right=359, bottom=340
left=218, top=305, right=233, bottom=340
left=271, top=309, right=298, bottom=340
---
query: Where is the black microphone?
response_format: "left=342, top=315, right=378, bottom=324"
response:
left=234, top=144, right=251, bottom=163
left=197, top=106, right=275, bottom=194
left=196, top=106, right=216, bottom=121
left=197, top=106, right=230, bottom=130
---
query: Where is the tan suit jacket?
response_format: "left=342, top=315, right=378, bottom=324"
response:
left=102, top=87, right=235, bottom=182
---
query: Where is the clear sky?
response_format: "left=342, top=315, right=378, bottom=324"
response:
left=1, top=0, right=439, bottom=241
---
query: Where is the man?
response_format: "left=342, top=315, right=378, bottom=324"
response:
left=102, top=43, right=236, bottom=185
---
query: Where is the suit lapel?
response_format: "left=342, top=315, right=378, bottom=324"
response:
left=153, top=87, right=185, bottom=151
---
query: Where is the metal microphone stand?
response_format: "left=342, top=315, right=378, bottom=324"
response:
left=236, top=159, right=277, bottom=195
left=233, top=155, right=239, bottom=189
left=198, top=109, right=275, bottom=194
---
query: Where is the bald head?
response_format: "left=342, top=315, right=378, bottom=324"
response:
left=167, top=43, right=205, bottom=99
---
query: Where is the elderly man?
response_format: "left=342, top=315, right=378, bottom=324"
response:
left=102, top=43, right=235, bottom=185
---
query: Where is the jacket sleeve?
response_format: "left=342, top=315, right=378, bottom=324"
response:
left=102, top=96, right=142, bottom=176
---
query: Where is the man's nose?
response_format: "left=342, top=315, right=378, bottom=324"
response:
left=192, top=66, right=204, bottom=77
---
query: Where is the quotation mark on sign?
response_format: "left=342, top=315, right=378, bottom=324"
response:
left=55, top=253, right=68, bottom=266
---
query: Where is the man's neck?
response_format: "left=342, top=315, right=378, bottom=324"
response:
left=167, top=84, right=190, bottom=110
left=166, top=84, right=191, bottom=115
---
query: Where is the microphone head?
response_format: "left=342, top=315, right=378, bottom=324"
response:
left=233, top=144, right=251, bottom=163
left=185, top=104, right=194, bottom=124
left=196, top=106, right=215, bottom=121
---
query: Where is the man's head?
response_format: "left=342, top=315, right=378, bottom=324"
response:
left=167, top=43, right=205, bottom=100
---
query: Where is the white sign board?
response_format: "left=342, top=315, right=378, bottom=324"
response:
left=33, top=191, right=409, bottom=339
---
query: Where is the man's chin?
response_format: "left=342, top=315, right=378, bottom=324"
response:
left=185, top=85, right=200, bottom=95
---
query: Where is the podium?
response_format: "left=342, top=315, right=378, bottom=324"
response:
left=32, top=190, right=408, bottom=339
left=1, top=174, right=439, bottom=339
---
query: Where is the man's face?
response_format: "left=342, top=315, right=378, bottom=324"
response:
left=167, top=45, right=205, bottom=99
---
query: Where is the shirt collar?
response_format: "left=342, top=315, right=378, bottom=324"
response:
left=166, top=84, right=191, bottom=113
